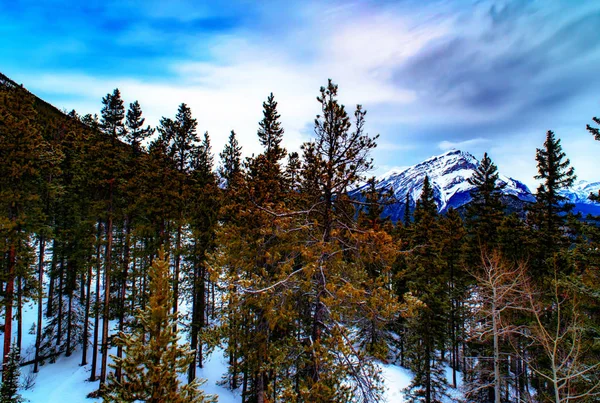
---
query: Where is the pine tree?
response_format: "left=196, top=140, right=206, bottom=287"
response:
left=0, top=87, right=54, bottom=369
left=125, top=100, right=154, bottom=154
left=293, top=80, right=397, bottom=402
left=285, top=151, right=301, bottom=192
left=157, top=102, right=200, bottom=317
left=529, top=131, right=576, bottom=271
left=104, top=248, right=215, bottom=403
left=586, top=114, right=600, bottom=203
left=187, top=132, right=220, bottom=383
left=437, top=207, right=466, bottom=388
left=0, top=344, right=24, bottom=403
left=403, top=192, right=412, bottom=227
left=101, top=88, right=127, bottom=144
left=219, top=130, right=242, bottom=188
left=357, top=177, right=398, bottom=359
left=403, top=175, right=449, bottom=403
left=258, top=93, right=286, bottom=164
left=466, top=152, right=506, bottom=256
left=98, top=88, right=128, bottom=384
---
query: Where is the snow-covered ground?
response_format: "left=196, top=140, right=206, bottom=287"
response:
left=5, top=302, right=462, bottom=402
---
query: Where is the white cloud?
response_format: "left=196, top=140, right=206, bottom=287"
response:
left=19, top=2, right=445, bottom=162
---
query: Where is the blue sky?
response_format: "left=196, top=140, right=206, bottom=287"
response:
left=2, top=0, right=600, bottom=188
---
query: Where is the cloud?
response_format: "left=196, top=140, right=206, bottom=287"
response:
left=3, top=0, right=600, bottom=188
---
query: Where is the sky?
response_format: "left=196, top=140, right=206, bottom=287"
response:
left=2, top=0, right=600, bottom=189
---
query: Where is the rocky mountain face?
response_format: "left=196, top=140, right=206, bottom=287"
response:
left=366, top=149, right=599, bottom=222
left=558, top=180, right=600, bottom=216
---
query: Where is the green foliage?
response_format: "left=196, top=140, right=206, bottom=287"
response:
left=465, top=152, right=505, bottom=254
left=0, top=345, right=24, bottom=403
left=105, top=249, right=215, bottom=403
left=219, top=130, right=242, bottom=187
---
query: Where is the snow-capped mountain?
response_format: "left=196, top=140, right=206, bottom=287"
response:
left=558, top=180, right=600, bottom=216
left=369, top=149, right=535, bottom=221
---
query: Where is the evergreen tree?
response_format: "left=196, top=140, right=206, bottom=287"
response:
left=0, top=344, right=24, bottom=403
left=125, top=100, right=154, bottom=154
left=219, top=130, right=242, bottom=187
left=98, top=87, right=128, bottom=385
left=285, top=151, right=301, bottom=192
left=529, top=131, right=576, bottom=266
left=438, top=208, right=466, bottom=388
left=357, top=177, right=397, bottom=359
left=187, top=132, right=220, bottom=383
left=100, top=88, right=127, bottom=143
left=403, top=192, right=412, bottom=227
left=105, top=248, right=215, bottom=403
left=157, top=102, right=200, bottom=317
left=586, top=114, right=600, bottom=202
left=293, top=80, right=397, bottom=402
left=258, top=93, right=286, bottom=164
left=403, top=176, right=449, bottom=403
left=0, top=87, right=54, bottom=369
left=466, top=152, right=506, bottom=255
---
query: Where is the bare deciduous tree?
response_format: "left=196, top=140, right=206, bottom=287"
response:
left=469, top=251, right=528, bottom=403
left=514, top=271, right=600, bottom=403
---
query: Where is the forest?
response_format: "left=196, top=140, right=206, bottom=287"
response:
left=1, top=71, right=599, bottom=403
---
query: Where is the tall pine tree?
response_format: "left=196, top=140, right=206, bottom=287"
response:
left=105, top=248, right=215, bottom=403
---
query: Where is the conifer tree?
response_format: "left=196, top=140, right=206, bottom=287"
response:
left=0, top=88, right=53, bottom=369
left=466, top=152, right=505, bottom=255
left=285, top=151, right=301, bottom=192
left=157, top=102, right=199, bottom=317
left=258, top=93, right=286, bottom=164
left=403, top=192, right=412, bottom=227
left=0, top=344, right=24, bottom=403
left=586, top=114, right=600, bottom=202
left=293, top=79, right=397, bottom=402
left=101, top=88, right=127, bottom=144
left=403, top=176, right=449, bottom=403
left=98, top=87, right=128, bottom=384
left=125, top=100, right=154, bottom=154
left=105, top=248, right=215, bottom=403
left=357, top=177, right=397, bottom=359
left=529, top=131, right=576, bottom=269
left=219, top=130, right=242, bottom=187
left=187, top=132, right=220, bottom=382
left=438, top=207, right=466, bottom=388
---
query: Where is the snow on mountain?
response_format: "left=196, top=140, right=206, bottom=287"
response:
left=558, top=180, right=600, bottom=216
left=558, top=180, right=600, bottom=203
left=369, top=149, right=535, bottom=221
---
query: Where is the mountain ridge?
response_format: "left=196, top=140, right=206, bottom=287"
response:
left=368, top=149, right=600, bottom=221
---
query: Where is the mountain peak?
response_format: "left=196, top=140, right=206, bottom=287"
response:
left=371, top=150, right=534, bottom=221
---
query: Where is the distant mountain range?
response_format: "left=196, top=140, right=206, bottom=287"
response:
left=365, top=149, right=600, bottom=221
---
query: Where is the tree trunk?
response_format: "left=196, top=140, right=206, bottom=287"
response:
left=116, top=217, right=131, bottom=382
left=66, top=291, right=73, bottom=356
left=46, top=238, right=58, bottom=318
left=34, top=235, right=46, bottom=373
left=100, top=211, right=113, bottom=385
left=3, top=232, right=17, bottom=372
left=90, top=221, right=103, bottom=381
left=173, top=224, right=182, bottom=318
left=17, top=275, right=23, bottom=353
left=82, top=253, right=93, bottom=366
left=493, top=301, right=501, bottom=403
left=56, top=254, right=65, bottom=353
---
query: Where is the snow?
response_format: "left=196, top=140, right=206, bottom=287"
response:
left=197, top=347, right=240, bottom=403
left=372, top=149, right=534, bottom=213
left=381, top=363, right=412, bottom=402
left=7, top=299, right=239, bottom=403
left=558, top=179, right=600, bottom=204
left=8, top=299, right=463, bottom=402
